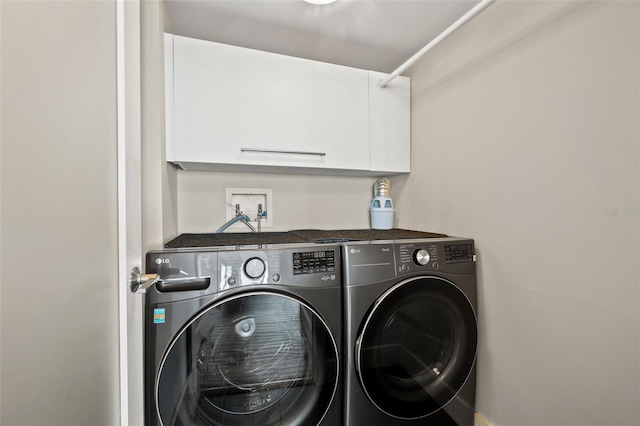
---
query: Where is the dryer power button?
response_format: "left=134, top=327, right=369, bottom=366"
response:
left=414, top=249, right=430, bottom=266
left=244, top=257, right=266, bottom=279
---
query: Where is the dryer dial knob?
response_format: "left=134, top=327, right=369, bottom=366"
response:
left=244, top=257, right=266, bottom=279
left=414, top=249, right=430, bottom=266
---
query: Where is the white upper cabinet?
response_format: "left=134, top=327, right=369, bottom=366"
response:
left=369, top=71, right=411, bottom=174
left=166, top=34, right=410, bottom=176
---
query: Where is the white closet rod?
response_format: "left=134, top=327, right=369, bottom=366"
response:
left=378, top=0, right=496, bottom=89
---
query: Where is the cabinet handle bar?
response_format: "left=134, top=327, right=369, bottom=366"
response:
left=241, top=148, right=326, bottom=157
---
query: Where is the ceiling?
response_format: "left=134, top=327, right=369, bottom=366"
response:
left=164, top=0, right=481, bottom=74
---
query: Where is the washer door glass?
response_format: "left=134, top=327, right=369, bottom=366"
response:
left=356, top=277, right=477, bottom=419
left=157, top=292, right=338, bottom=426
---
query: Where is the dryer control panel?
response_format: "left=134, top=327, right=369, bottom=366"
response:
left=396, top=240, right=475, bottom=275
left=444, top=243, right=474, bottom=263
left=342, top=238, right=476, bottom=286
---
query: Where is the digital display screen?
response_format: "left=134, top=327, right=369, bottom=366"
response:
left=444, top=243, right=474, bottom=263
left=293, top=250, right=335, bottom=275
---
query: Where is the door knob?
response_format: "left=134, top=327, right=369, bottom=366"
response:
left=130, top=267, right=160, bottom=293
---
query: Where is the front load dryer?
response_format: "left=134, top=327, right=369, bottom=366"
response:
left=342, top=238, right=478, bottom=425
left=144, top=243, right=342, bottom=426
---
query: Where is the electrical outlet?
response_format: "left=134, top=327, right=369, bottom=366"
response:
left=225, top=188, right=273, bottom=228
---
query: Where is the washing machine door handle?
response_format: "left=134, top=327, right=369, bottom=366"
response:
left=156, top=276, right=211, bottom=292
left=354, top=334, right=364, bottom=376
left=130, top=267, right=211, bottom=293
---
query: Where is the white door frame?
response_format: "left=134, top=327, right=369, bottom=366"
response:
left=117, top=0, right=143, bottom=424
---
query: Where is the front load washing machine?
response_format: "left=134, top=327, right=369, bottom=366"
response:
left=144, top=243, right=342, bottom=426
left=342, top=238, right=478, bottom=425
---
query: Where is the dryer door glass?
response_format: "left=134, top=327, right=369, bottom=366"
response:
left=157, top=292, right=339, bottom=426
left=356, top=277, right=477, bottom=419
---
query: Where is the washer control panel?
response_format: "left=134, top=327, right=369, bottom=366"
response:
left=218, top=245, right=340, bottom=291
left=146, top=244, right=341, bottom=303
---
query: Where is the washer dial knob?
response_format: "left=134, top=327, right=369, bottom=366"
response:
left=244, top=257, right=266, bottom=279
left=414, top=249, right=430, bottom=266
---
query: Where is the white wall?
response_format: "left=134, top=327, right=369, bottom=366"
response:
left=399, top=1, right=639, bottom=425
left=142, top=0, right=176, bottom=254
left=0, top=1, right=120, bottom=425
left=175, top=171, right=378, bottom=235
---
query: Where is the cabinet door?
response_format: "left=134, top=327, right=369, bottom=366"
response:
left=172, top=35, right=370, bottom=172
left=368, top=71, right=411, bottom=174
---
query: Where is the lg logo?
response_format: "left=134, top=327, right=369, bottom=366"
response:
left=155, top=258, right=170, bottom=264
left=350, top=248, right=361, bottom=254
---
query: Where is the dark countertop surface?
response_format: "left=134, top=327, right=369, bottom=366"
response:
left=164, top=229, right=448, bottom=248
